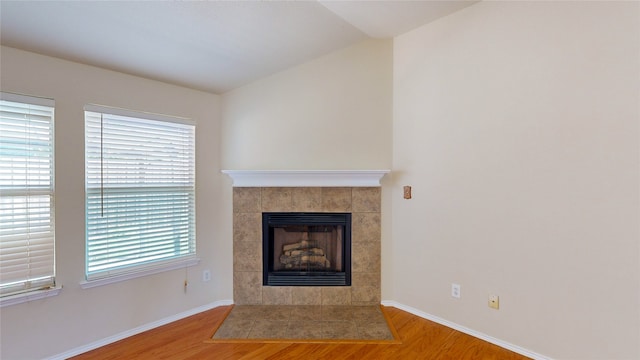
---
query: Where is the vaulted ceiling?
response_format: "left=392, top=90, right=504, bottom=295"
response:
left=1, top=1, right=477, bottom=94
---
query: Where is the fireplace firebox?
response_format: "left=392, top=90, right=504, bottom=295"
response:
left=262, top=212, right=351, bottom=286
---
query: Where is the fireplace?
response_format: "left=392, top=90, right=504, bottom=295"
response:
left=230, top=185, right=383, bottom=306
left=263, top=212, right=351, bottom=286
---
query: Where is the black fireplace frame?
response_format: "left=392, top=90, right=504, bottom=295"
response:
left=262, top=212, right=352, bottom=286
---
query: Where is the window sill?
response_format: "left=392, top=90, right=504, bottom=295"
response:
left=0, top=286, right=62, bottom=308
left=80, top=257, right=200, bottom=289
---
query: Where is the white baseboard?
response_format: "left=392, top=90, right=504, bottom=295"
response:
left=381, top=300, right=552, bottom=360
left=46, top=299, right=234, bottom=360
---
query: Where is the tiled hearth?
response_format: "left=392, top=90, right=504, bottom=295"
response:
left=233, top=187, right=381, bottom=305
left=211, top=305, right=394, bottom=341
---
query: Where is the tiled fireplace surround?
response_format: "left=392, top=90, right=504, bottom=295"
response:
left=233, top=187, right=381, bottom=305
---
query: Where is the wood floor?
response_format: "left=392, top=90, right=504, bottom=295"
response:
left=71, top=305, right=531, bottom=360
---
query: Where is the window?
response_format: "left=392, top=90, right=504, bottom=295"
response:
left=84, top=105, right=196, bottom=282
left=0, top=92, right=56, bottom=298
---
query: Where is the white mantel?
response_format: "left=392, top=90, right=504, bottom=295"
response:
left=221, top=170, right=390, bottom=187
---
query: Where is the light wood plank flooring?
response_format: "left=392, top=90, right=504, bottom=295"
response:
left=71, top=305, right=530, bottom=360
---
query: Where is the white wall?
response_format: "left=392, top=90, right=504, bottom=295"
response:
left=392, top=2, right=639, bottom=359
left=221, top=39, right=393, bottom=171
left=0, top=47, right=233, bottom=360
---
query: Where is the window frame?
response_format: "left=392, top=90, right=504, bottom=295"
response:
left=0, top=92, right=60, bottom=306
left=82, top=104, right=198, bottom=288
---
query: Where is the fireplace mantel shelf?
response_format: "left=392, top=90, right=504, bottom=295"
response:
left=222, top=170, right=390, bottom=187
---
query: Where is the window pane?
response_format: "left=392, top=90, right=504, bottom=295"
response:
left=0, top=94, right=55, bottom=296
left=84, top=109, right=195, bottom=280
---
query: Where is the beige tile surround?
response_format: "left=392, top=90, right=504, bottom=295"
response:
left=233, top=187, right=381, bottom=306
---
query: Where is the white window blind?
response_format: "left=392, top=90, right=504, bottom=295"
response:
left=84, top=106, right=195, bottom=280
left=0, top=93, right=55, bottom=297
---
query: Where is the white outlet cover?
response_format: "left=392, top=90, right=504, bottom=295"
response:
left=451, top=283, right=461, bottom=298
left=202, top=270, right=211, bottom=282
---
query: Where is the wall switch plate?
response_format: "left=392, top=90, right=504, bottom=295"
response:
left=403, top=186, right=412, bottom=199
left=451, top=283, right=461, bottom=298
left=489, top=294, right=499, bottom=309
left=202, top=269, right=211, bottom=282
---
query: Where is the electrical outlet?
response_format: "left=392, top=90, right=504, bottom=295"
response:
left=451, top=283, right=461, bottom=298
left=202, top=269, right=211, bottom=282
left=489, top=294, right=499, bottom=309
